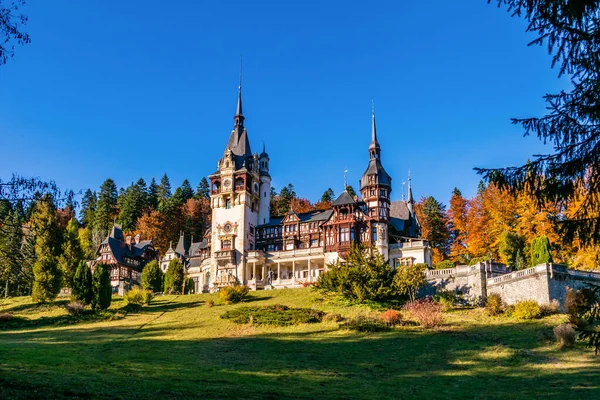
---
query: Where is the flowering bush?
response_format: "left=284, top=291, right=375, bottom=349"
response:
left=380, top=309, right=402, bottom=326
left=512, top=300, right=543, bottom=320
left=402, top=299, right=443, bottom=328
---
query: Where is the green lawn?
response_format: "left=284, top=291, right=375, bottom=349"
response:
left=1, top=289, right=599, bottom=399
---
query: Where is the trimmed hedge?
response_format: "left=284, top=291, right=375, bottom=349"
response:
left=221, top=304, right=324, bottom=326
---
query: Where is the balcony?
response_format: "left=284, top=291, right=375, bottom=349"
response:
left=214, top=250, right=235, bottom=264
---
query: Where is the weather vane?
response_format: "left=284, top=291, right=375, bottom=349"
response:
left=344, top=167, right=348, bottom=190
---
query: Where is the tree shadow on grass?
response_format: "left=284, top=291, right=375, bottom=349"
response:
left=0, top=298, right=69, bottom=314
left=1, top=318, right=600, bottom=399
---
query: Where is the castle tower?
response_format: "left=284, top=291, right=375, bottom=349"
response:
left=258, top=143, right=271, bottom=226
left=207, top=75, right=260, bottom=289
left=359, top=105, right=392, bottom=259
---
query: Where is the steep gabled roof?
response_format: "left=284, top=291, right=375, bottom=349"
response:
left=333, top=191, right=356, bottom=206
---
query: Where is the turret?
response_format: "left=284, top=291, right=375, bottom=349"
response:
left=258, top=143, right=271, bottom=225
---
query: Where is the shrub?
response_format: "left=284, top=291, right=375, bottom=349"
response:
left=434, top=290, right=456, bottom=311
left=512, top=300, right=543, bottom=320
left=554, top=323, right=576, bottom=349
left=301, top=281, right=317, bottom=288
left=219, top=285, right=250, bottom=305
left=341, top=315, right=388, bottom=332
left=317, top=243, right=395, bottom=302
left=91, top=263, right=112, bottom=311
left=322, top=313, right=343, bottom=322
left=0, top=313, right=14, bottom=322
left=65, top=301, right=85, bottom=316
left=393, top=263, right=428, bottom=302
left=402, top=299, right=443, bottom=328
left=141, top=260, right=163, bottom=293
left=123, top=287, right=153, bottom=306
left=380, top=309, right=402, bottom=326
left=434, top=260, right=455, bottom=270
left=485, top=294, right=504, bottom=316
left=72, top=261, right=93, bottom=305
left=221, top=304, right=324, bottom=326
left=184, top=277, right=195, bottom=294
left=163, top=259, right=184, bottom=294
left=541, top=299, right=560, bottom=316
left=205, top=299, right=215, bottom=308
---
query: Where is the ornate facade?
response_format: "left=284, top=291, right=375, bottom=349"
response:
left=184, top=81, right=432, bottom=292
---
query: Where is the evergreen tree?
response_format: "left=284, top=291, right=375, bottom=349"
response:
left=141, top=260, right=163, bottom=293
left=72, top=260, right=92, bottom=304
left=531, top=236, right=553, bottom=267
left=163, top=258, right=184, bottom=294
left=276, top=184, right=296, bottom=215
left=195, top=177, right=210, bottom=199
left=498, top=230, right=527, bottom=269
left=415, top=196, right=451, bottom=263
left=91, top=263, right=112, bottom=310
left=94, top=179, right=118, bottom=235
left=345, top=185, right=357, bottom=198
left=478, top=1, right=600, bottom=245
left=58, top=217, right=83, bottom=288
left=117, top=179, right=148, bottom=231
left=0, top=207, right=23, bottom=298
left=79, top=189, right=97, bottom=227
left=157, top=174, right=172, bottom=214
left=321, top=188, right=335, bottom=203
left=31, top=196, right=63, bottom=303
left=147, top=178, right=159, bottom=210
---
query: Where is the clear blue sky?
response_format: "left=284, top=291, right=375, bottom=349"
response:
left=0, top=0, right=565, bottom=207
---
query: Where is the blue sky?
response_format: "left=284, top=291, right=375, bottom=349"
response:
left=0, top=0, right=565, bottom=207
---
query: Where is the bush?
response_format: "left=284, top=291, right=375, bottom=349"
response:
left=0, top=312, right=15, bottom=322
left=123, top=287, right=154, bottom=306
left=541, top=299, right=560, bottom=316
left=317, top=243, right=395, bottom=302
left=341, top=315, right=388, bottom=332
left=512, top=300, right=543, bottom=320
left=485, top=294, right=504, bottom=316
left=380, top=309, right=402, bottom=326
left=219, top=285, right=250, bottom=305
left=72, top=261, right=93, bottom=305
left=141, top=260, right=163, bottom=293
left=65, top=301, right=85, bottom=316
left=434, top=290, right=456, bottom=311
left=184, top=277, right=195, bottom=294
left=322, top=313, right=343, bottom=322
left=434, top=260, right=455, bottom=270
left=91, top=263, right=112, bottom=311
left=221, top=304, right=324, bottom=326
left=163, top=259, right=184, bottom=294
left=205, top=299, right=215, bottom=308
left=402, top=299, right=443, bottom=328
left=393, top=263, right=428, bottom=302
left=554, top=323, right=576, bottom=349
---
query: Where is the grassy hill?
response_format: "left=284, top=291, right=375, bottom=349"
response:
left=1, top=289, right=599, bottom=399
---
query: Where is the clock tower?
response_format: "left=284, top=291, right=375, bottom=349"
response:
left=207, top=79, right=262, bottom=289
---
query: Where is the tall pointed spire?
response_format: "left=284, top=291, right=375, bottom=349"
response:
left=369, top=101, right=381, bottom=159
left=407, top=169, right=415, bottom=208
left=234, top=56, right=245, bottom=128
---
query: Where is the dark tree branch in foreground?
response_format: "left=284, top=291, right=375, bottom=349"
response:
left=0, top=0, right=30, bottom=65
left=477, top=0, right=600, bottom=245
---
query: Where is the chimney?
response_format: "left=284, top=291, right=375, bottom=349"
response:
left=125, top=236, right=132, bottom=245
left=134, top=233, right=141, bottom=244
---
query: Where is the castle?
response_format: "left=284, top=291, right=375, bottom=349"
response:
left=176, top=82, right=432, bottom=293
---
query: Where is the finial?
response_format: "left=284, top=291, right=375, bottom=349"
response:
left=239, top=55, right=243, bottom=91
left=344, top=167, right=348, bottom=190
left=263, top=141, right=266, bottom=153
left=402, top=180, right=406, bottom=201
left=372, top=99, right=374, bottom=114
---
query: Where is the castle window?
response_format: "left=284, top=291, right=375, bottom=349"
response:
left=380, top=189, right=386, bottom=197
left=264, top=191, right=266, bottom=198
left=221, top=239, right=232, bottom=250
left=326, top=230, right=334, bottom=245
left=339, top=227, right=349, bottom=242
left=225, top=198, right=231, bottom=209
left=372, top=227, right=377, bottom=242
left=350, top=228, right=355, bottom=242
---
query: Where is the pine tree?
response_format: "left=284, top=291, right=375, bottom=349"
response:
left=94, top=179, right=118, bottom=235
left=91, top=263, right=112, bottom=310
left=141, top=260, right=163, bottom=293
left=72, top=260, right=92, bottom=304
left=79, top=189, right=97, bottom=227
left=478, top=1, right=600, bottom=245
left=195, top=177, right=210, bottom=199
left=58, top=217, right=83, bottom=288
left=345, top=185, right=357, bottom=198
left=157, top=174, right=172, bottom=214
left=321, top=188, right=335, bottom=203
left=498, top=230, right=527, bottom=269
left=0, top=207, right=23, bottom=298
left=163, top=258, right=184, bottom=294
left=531, top=236, right=553, bottom=267
left=147, top=178, right=159, bottom=210
left=415, top=196, right=450, bottom=263
left=31, top=196, right=63, bottom=303
left=117, top=179, right=148, bottom=231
